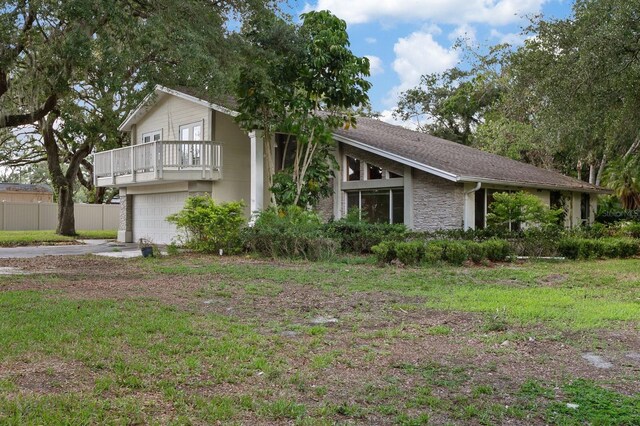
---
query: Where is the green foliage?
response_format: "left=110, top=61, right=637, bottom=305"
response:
left=243, top=206, right=338, bottom=260
left=395, top=241, right=425, bottom=265
left=371, top=241, right=398, bottom=264
left=372, top=239, right=513, bottom=266
left=441, top=241, right=469, bottom=266
left=395, top=67, right=501, bottom=146
left=166, top=196, right=245, bottom=254
left=487, top=191, right=562, bottom=231
left=482, top=239, right=513, bottom=262
left=236, top=10, right=370, bottom=208
left=604, top=156, right=640, bottom=210
left=558, top=237, right=639, bottom=260
left=324, top=210, right=407, bottom=254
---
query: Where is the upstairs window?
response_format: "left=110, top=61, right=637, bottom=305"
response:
left=142, top=130, right=161, bottom=143
left=346, top=156, right=361, bottom=181
left=368, top=164, right=383, bottom=180
left=275, top=134, right=297, bottom=172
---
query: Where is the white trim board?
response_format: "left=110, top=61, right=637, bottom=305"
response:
left=119, top=85, right=238, bottom=132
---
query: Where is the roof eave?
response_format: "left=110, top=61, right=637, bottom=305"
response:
left=332, top=133, right=459, bottom=182
left=458, top=176, right=611, bottom=194
left=118, top=85, right=239, bottom=132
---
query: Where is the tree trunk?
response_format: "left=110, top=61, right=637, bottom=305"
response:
left=589, top=163, right=596, bottom=185
left=40, top=114, right=92, bottom=235
left=57, top=183, right=76, bottom=235
left=595, top=154, right=607, bottom=186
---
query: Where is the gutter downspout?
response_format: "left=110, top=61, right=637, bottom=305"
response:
left=465, top=182, right=482, bottom=195
left=464, top=182, right=482, bottom=230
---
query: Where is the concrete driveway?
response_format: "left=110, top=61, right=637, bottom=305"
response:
left=0, top=240, right=140, bottom=259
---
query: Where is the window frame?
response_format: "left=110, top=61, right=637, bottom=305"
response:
left=345, top=188, right=404, bottom=224
left=141, top=129, right=162, bottom=144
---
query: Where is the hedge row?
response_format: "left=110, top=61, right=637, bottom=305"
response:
left=371, top=239, right=513, bottom=266
left=557, top=237, right=639, bottom=260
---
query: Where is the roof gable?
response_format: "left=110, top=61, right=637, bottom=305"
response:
left=118, top=85, right=238, bottom=132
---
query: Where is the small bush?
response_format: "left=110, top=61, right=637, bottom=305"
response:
left=324, top=210, right=407, bottom=254
left=558, top=237, right=639, bottom=260
left=424, top=243, right=444, bottom=264
left=441, top=241, right=469, bottom=266
left=482, top=239, right=513, bottom=262
left=617, top=222, right=640, bottom=238
left=243, top=206, right=336, bottom=260
left=465, top=241, right=486, bottom=263
left=395, top=241, right=425, bottom=265
left=166, top=196, right=245, bottom=254
left=371, top=241, right=397, bottom=264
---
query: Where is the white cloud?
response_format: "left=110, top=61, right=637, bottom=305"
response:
left=365, top=37, right=377, bottom=44
left=307, top=0, right=547, bottom=26
left=378, top=110, right=419, bottom=130
left=490, top=28, right=527, bottom=45
left=391, top=31, right=460, bottom=95
left=365, top=55, right=384, bottom=76
left=449, top=24, right=477, bottom=44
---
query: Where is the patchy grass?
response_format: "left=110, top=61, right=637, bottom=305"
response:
left=0, top=230, right=116, bottom=246
left=0, top=255, right=638, bottom=424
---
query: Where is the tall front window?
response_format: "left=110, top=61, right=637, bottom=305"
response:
left=346, top=189, right=404, bottom=224
left=179, top=121, right=203, bottom=166
left=346, top=156, right=361, bottom=181
left=581, top=193, right=590, bottom=224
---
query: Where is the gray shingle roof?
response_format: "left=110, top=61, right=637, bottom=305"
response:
left=334, top=117, right=603, bottom=192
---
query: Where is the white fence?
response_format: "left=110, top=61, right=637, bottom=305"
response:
left=0, top=201, right=119, bottom=231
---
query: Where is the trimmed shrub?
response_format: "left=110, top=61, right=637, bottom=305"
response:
left=442, top=241, right=469, bottom=266
left=424, top=243, right=444, bottom=264
left=243, top=206, right=337, bottom=260
left=324, top=211, right=407, bottom=254
left=396, top=241, right=425, bottom=265
left=558, top=237, right=639, bottom=260
left=483, top=239, right=513, bottom=262
left=371, top=241, right=397, bottom=264
left=466, top=241, right=487, bottom=263
left=166, top=196, right=245, bottom=254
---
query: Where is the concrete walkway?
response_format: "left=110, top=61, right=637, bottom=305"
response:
left=0, top=240, right=140, bottom=259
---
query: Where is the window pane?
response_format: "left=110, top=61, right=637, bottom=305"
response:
left=389, top=171, right=402, bottom=178
left=361, top=190, right=390, bottom=224
left=475, top=188, right=486, bottom=229
left=368, top=164, right=383, bottom=180
left=153, top=133, right=161, bottom=141
left=180, top=128, right=189, bottom=141
left=346, top=192, right=359, bottom=215
left=392, top=189, right=404, bottom=224
left=581, top=193, right=590, bottom=222
left=346, top=156, right=360, bottom=181
left=193, top=125, right=202, bottom=141
left=143, top=136, right=151, bottom=143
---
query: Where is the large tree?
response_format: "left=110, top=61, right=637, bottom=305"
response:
left=236, top=10, right=371, bottom=208
left=1, top=0, right=279, bottom=234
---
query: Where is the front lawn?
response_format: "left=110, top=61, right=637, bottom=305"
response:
left=0, top=230, right=117, bottom=247
left=0, top=255, right=638, bottom=424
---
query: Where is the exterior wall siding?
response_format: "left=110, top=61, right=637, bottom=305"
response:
left=412, top=170, right=465, bottom=230
left=135, top=95, right=211, bottom=144
left=212, top=112, right=251, bottom=217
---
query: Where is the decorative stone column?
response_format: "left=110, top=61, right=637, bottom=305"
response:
left=117, top=188, right=133, bottom=243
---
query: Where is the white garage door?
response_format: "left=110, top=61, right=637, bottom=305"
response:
left=132, top=192, right=188, bottom=245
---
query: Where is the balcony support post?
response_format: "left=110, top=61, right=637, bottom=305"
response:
left=249, top=131, right=264, bottom=221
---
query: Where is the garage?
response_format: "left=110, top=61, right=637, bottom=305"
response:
left=132, top=192, right=188, bottom=245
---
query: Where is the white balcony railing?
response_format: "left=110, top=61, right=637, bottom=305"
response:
left=94, top=140, right=222, bottom=186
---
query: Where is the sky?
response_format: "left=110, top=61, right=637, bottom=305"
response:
left=296, top=0, right=574, bottom=125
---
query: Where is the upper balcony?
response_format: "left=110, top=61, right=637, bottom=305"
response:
left=94, top=140, right=222, bottom=187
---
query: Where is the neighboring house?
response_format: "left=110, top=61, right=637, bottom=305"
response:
left=0, top=183, right=53, bottom=203
left=94, top=85, right=606, bottom=244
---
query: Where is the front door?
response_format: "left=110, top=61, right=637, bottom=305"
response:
left=178, top=121, right=203, bottom=166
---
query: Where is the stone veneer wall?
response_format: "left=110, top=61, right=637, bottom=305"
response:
left=117, top=189, right=133, bottom=242
left=412, top=170, right=464, bottom=230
